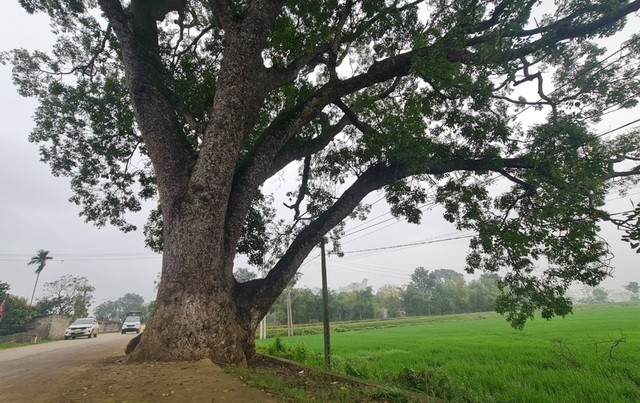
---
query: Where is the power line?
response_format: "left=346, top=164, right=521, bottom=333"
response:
left=329, top=259, right=417, bottom=277
left=342, top=219, right=406, bottom=244
left=0, top=252, right=160, bottom=263
left=327, top=261, right=412, bottom=280
left=597, top=117, right=640, bottom=138
left=342, top=175, right=501, bottom=243
left=343, top=233, right=475, bottom=254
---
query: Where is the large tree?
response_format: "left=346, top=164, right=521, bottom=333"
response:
left=6, top=0, right=640, bottom=364
left=36, top=275, right=95, bottom=319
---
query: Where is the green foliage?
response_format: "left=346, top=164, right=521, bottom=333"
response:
left=233, top=267, right=258, bottom=283
left=266, top=338, right=313, bottom=364
left=0, top=282, right=36, bottom=336
left=36, top=275, right=94, bottom=319
left=237, top=193, right=277, bottom=267
left=344, top=361, right=372, bottom=379
left=618, top=201, right=640, bottom=252
left=391, top=367, right=468, bottom=401
left=403, top=267, right=482, bottom=317
left=624, top=282, right=639, bottom=300
left=27, top=249, right=53, bottom=274
left=375, top=285, right=404, bottom=318
left=93, top=292, right=147, bottom=322
left=333, top=280, right=375, bottom=321
left=579, top=287, right=610, bottom=304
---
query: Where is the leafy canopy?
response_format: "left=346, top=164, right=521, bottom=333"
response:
left=36, top=275, right=95, bottom=319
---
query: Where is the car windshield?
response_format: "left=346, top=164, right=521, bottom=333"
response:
left=125, top=316, right=140, bottom=322
left=72, top=319, right=93, bottom=325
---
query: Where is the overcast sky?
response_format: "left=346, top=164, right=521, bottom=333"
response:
left=1, top=3, right=638, bottom=310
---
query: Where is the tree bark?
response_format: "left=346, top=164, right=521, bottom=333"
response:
left=129, top=197, right=258, bottom=364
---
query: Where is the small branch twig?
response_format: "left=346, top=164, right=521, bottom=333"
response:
left=589, top=331, right=627, bottom=360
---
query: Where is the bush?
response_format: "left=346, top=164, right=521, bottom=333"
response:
left=0, top=296, right=35, bottom=336
left=265, top=338, right=312, bottom=364
left=368, top=389, right=410, bottom=403
left=345, top=362, right=370, bottom=378
left=391, top=367, right=470, bottom=401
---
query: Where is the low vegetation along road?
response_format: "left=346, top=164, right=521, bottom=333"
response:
left=0, top=332, right=134, bottom=401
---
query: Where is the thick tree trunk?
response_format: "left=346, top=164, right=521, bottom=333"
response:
left=129, top=197, right=258, bottom=365
left=129, top=283, right=256, bottom=364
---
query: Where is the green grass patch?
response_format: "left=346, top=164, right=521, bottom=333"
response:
left=257, top=302, right=640, bottom=402
left=227, top=355, right=434, bottom=402
left=0, top=338, right=55, bottom=349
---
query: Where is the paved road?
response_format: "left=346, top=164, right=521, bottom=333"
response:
left=0, top=332, right=135, bottom=400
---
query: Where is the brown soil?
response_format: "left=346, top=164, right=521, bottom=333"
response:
left=3, top=338, right=425, bottom=402
left=46, top=353, right=418, bottom=402
left=51, top=355, right=279, bottom=402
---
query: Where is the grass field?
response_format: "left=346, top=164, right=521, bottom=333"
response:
left=256, top=302, right=640, bottom=402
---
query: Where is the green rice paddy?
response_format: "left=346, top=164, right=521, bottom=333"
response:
left=257, top=302, right=640, bottom=402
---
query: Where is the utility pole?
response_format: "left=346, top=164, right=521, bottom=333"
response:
left=286, top=287, right=293, bottom=336
left=320, top=238, right=331, bottom=370
left=259, top=264, right=267, bottom=339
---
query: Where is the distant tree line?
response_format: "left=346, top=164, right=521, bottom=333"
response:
left=93, top=293, right=154, bottom=323
left=265, top=267, right=502, bottom=325
left=264, top=269, right=640, bottom=326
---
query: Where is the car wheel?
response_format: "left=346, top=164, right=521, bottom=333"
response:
left=121, top=331, right=125, bottom=334
left=71, top=336, right=76, bottom=339
left=136, top=329, right=140, bottom=334
left=94, top=332, right=98, bottom=338
left=64, top=336, right=69, bottom=340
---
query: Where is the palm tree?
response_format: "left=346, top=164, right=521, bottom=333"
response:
left=27, top=249, right=53, bottom=305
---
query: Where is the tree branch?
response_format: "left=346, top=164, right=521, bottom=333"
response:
left=98, top=0, right=197, bottom=208
left=608, top=165, right=640, bottom=179
left=509, top=0, right=640, bottom=58
left=237, top=155, right=536, bottom=312
left=283, top=155, right=311, bottom=221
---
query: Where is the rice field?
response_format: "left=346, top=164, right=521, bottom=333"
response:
left=256, top=302, right=640, bottom=402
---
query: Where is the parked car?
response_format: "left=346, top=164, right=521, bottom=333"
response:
left=64, top=317, right=99, bottom=339
left=121, top=315, right=141, bottom=334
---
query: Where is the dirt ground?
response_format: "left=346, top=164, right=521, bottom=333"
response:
left=50, top=355, right=279, bottom=402
left=47, top=354, right=398, bottom=402
left=2, top=337, right=412, bottom=402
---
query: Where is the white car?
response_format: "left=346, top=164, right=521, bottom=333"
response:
left=64, top=317, right=99, bottom=339
left=121, top=315, right=141, bottom=334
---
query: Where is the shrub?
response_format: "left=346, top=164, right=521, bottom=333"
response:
left=265, top=338, right=311, bottom=364
left=391, top=367, right=470, bottom=401
left=345, top=362, right=370, bottom=379
left=368, top=389, right=410, bottom=402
